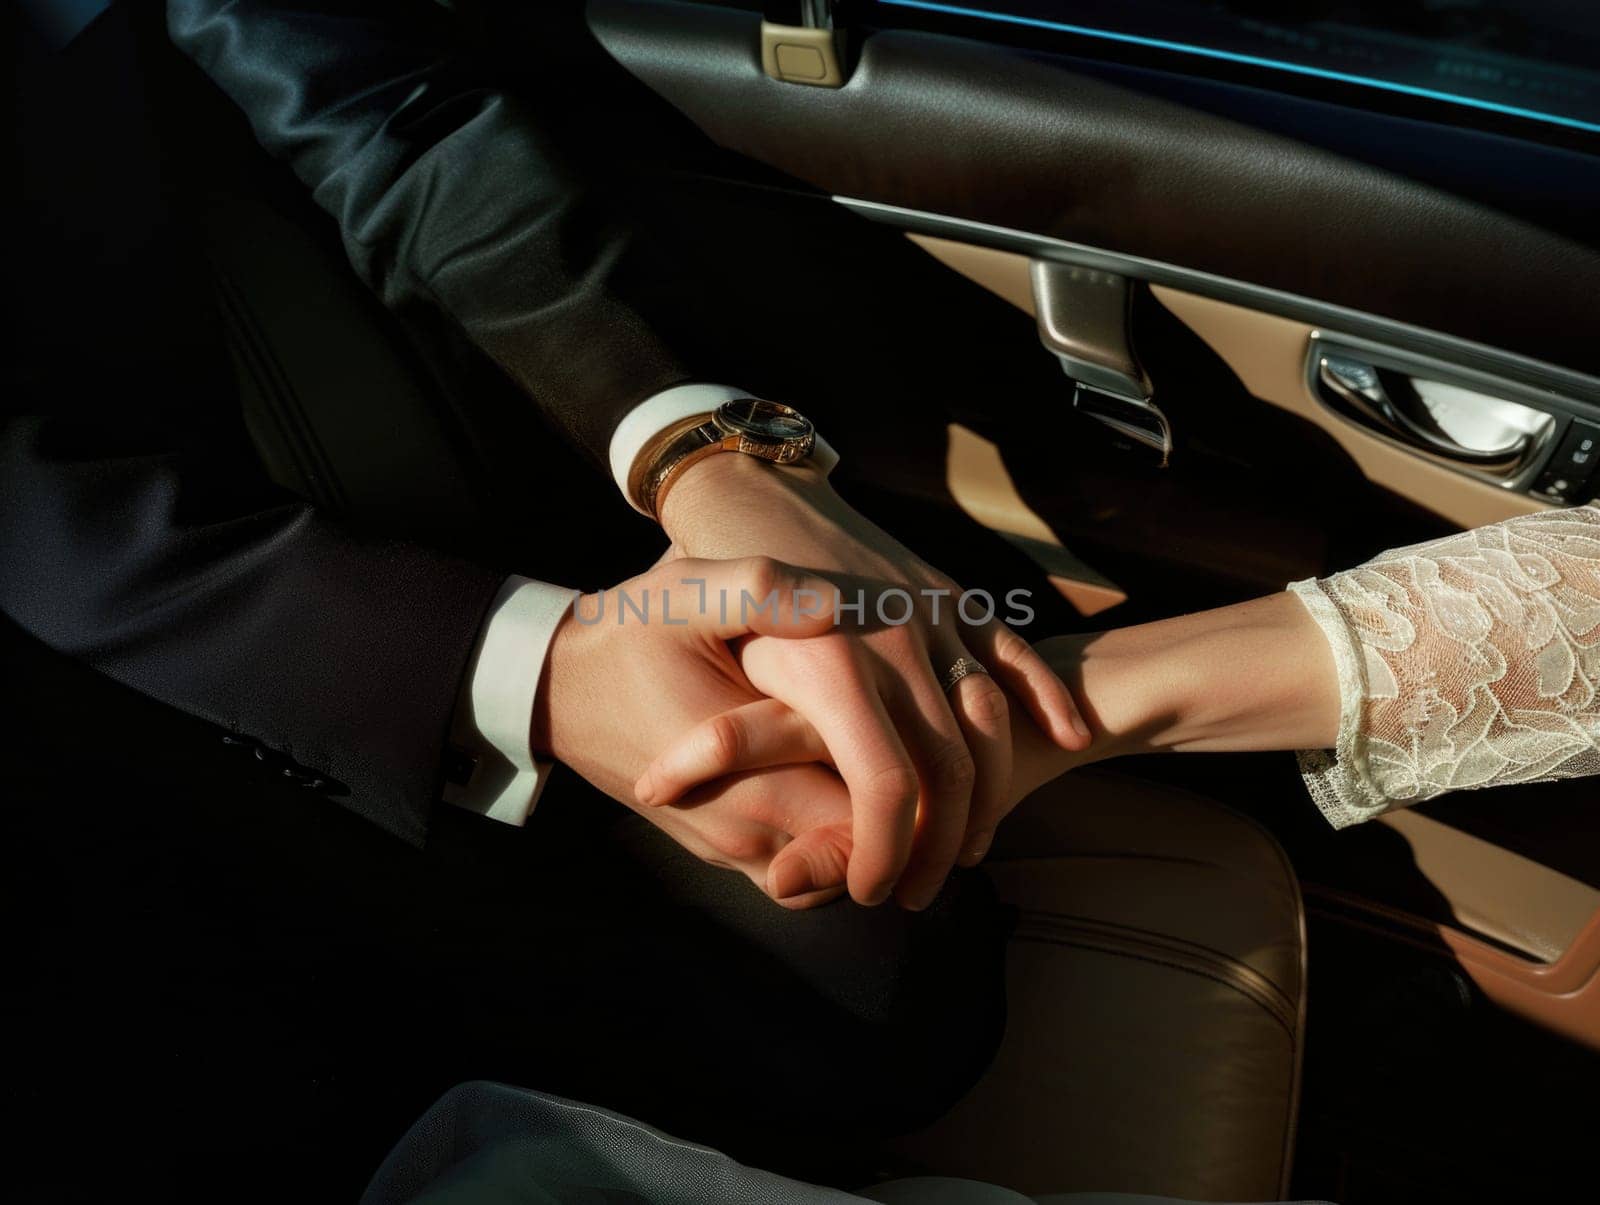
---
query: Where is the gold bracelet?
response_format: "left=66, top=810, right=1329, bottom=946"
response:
left=627, top=400, right=818, bottom=521
left=629, top=413, right=722, bottom=521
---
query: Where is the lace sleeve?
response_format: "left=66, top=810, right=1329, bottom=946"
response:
left=1289, top=505, right=1600, bottom=829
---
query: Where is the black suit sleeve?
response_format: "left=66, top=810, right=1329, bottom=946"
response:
left=3, top=4, right=506, bottom=845
left=165, top=0, right=693, bottom=464
left=0, top=418, right=503, bottom=846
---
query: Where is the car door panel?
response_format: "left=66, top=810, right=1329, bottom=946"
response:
left=588, top=0, right=1600, bottom=374
left=588, top=0, right=1600, bottom=572
left=907, top=232, right=1563, bottom=529
left=582, top=0, right=1600, bottom=1067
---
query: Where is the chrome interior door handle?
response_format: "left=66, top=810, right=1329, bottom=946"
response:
left=1315, top=352, right=1532, bottom=469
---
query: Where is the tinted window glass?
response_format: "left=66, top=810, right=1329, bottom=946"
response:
left=871, top=1, right=1600, bottom=133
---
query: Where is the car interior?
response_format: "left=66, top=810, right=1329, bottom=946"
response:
left=10, top=1, right=1598, bottom=1201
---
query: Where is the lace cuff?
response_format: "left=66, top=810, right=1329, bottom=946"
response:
left=1291, top=506, right=1600, bottom=829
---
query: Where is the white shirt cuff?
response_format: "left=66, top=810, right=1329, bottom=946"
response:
left=444, top=575, right=579, bottom=826
left=607, top=382, right=841, bottom=514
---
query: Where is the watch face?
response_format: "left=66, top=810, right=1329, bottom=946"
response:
left=717, top=398, right=813, bottom=443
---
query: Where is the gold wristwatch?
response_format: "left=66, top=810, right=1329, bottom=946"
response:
left=630, top=399, right=817, bottom=521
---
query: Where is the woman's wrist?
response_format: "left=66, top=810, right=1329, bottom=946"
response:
left=1036, top=592, right=1341, bottom=764
left=1033, top=631, right=1162, bottom=764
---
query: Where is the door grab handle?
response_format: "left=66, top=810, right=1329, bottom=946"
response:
left=1032, top=261, right=1151, bottom=402
left=1031, top=260, right=1170, bottom=464
left=1316, top=353, right=1531, bottom=469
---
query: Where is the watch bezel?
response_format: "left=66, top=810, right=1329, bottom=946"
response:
left=713, top=399, right=815, bottom=452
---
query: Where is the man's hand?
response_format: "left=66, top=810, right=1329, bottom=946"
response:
left=655, top=454, right=1090, bottom=910
left=632, top=636, right=1094, bottom=843
left=533, top=557, right=856, bottom=909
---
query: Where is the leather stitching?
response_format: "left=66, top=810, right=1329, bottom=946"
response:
left=1013, top=909, right=1299, bottom=1036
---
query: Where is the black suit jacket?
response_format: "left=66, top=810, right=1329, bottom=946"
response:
left=2, top=0, right=711, bottom=842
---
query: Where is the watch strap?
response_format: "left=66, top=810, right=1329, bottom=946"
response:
left=609, top=383, right=753, bottom=509
left=626, top=400, right=840, bottom=522
left=716, top=413, right=816, bottom=464
left=633, top=416, right=725, bottom=521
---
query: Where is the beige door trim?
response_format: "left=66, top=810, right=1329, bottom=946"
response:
left=915, top=232, right=1598, bottom=1047
left=908, top=233, right=1550, bottom=530
left=1309, top=883, right=1600, bottom=1052
left=945, top=422, right=1128, bottom=617
left=1379, top=811, right=1600, bottom=964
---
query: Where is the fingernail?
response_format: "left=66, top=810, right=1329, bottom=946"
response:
left=862, top=885, right=893, bottom=908
left=634, top=775, right=656, bottom=806
left=769, top=857, right=818, bottom=901
left=1071, top=711, right=1092, bottom=741
left=959, top=829, right=993, bottom=867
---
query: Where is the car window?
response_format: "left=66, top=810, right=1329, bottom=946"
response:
left=869, top=0, right=1600, bottom=134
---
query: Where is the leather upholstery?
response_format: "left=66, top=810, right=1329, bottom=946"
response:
left=892, top=769, right=1306, bottom=1201
left=589, top=0, right=1600, bottom=378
